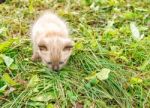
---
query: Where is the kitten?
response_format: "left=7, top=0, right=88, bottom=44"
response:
left=31, top=11, right=73, bottom=71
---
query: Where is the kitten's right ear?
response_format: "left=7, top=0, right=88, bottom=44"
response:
left=38, top=40, right=47, bottom=51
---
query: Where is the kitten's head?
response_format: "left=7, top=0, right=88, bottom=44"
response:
left=37, top=37, right=73, bottom=71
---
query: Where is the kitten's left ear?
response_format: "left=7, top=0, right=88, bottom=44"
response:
left=63, top=38, right=74, bottom=51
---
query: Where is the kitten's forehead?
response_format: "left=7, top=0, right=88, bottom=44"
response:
left=45, top=37, right=71, bottom=47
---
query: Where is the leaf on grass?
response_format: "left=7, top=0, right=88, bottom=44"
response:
left=85, top=69, right=110, bottom=82
left=96, top=68, right=111, bottom=80
left=130, top=22, right=144, bottom=41
left=0, top=54, right=14, bottom=67
left=27, top=75, right=39, bottom=88
left=0, top=39, right=16, bottom=53
left=27, top=102, right=45, bottom=106
left=85, top=71, right=97, bottom=80
left=31, top=92, right=55, bottom=102
left=10, top=64, right=18, bottom=70
left=106, top=20, right=114, bottom=28
left=130, top=77, right=143, bottom=85
left=2, top=73, right=17, bottom=86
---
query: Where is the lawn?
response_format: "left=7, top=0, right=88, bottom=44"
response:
left=0, top=0, right=150, bottom=108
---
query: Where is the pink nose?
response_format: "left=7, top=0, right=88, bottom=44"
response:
left=52, top=65, right=59, bottom=71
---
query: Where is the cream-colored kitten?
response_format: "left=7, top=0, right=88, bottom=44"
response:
left=31, top=11, right=73, bottom=71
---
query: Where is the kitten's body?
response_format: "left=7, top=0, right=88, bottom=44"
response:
left=31, top=11, right=73, bottom=71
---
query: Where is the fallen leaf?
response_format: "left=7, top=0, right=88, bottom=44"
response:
left=130, top=77, right=143, bottom=85
left=27, top=75, right=39, bottom=88
left=0, top=38, right=17, bottom=53
left=130, top=22, right=144, bottom=41
left=106, top=20, right=114, bottom=28
left=2, top=73, right=17, bottom=86
left=10, top=64, right=18, bottom=70
left=27, top=102, right=44, bottom=106
left=85, top=71, right=97, bottom=80
left=0, top=54, right=14, bottom=67
left=96, top=68, right=111, bottom=80
left=31, top=92, right=55, bottom=102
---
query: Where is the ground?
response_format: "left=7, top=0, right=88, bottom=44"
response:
left=0, top=0, right=150, bottom=108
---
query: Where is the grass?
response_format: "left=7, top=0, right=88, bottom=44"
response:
left=0, top=0, right=150, bottom=108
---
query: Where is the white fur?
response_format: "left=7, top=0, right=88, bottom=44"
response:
left=31, top=11, right=68, bottom=43
left=31, top=11, right=72, bottom=71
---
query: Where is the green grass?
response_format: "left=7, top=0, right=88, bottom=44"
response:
left=0, top=0, right=150, bottom=108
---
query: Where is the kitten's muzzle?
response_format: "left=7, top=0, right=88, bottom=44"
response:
left=52, top=65, right=59, bottom=71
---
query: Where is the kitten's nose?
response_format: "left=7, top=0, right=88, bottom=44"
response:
left=52, top=65, right=59, bottom=71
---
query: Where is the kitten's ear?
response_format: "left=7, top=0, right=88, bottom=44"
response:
left=63, top=38, right=74, bottom=51
left=38, top=40, right=47, bottom=51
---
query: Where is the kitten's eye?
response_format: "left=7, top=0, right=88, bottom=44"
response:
left=47, top=62, right=52, bottom=64
left=63, top=45, right=73, bottom=51
left=38, top=45, right=47, bottom=51
left=59, top=61, right=64, bottom=64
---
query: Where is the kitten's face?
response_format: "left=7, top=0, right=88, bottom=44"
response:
left=37, top=37, right=73, bottom=71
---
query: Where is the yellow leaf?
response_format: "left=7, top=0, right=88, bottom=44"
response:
left=85, top=71, right=97, bottom=80
left=27, top=75, right=39, bottom=88
left=2, top=73, right=17, bottom=86
left=96, top=68, right=111, bottom=81
left=130, top=77, right=143, bottom=84
left=0, top=54, right=14, bottom=67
